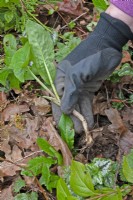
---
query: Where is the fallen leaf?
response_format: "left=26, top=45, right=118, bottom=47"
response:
left=41, top=118, right=73, bottom=166
left=0, top=160, right=20, bottom=177
left=0, top=92, right=8, bottom=112
left=121, top=50, right=131, bottom=63
left=105, top=108, right=133, bottom=155
left=105, top=108, right=127, bottom=135
left=32, top=97, right=51, bottom=116
left=75, top=153, right=87, bottom=164
left=0, top=140, right=11, bottom=155
left=23, top=176, right=35, bottom=187
left=119, top=130, right=133, bottom=155
left=93, top=93, right=108, bottom=115
left=58, top=0, right=86, bottom=16
left=0, top=185, right=14, bottom=200
left=0, top=145, right=22, bottom=177
left=1, top=103, right=29, bottom=121
left=121, top=108, right=133, bottom=126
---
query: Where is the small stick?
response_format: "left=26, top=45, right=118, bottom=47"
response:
left=61, top=12, right=87, bottom=30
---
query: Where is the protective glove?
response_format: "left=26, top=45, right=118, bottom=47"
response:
left=52, top=12, right=133, bottom=133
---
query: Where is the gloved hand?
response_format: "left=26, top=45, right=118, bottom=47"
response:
left=52, top=12, right=133, bottom=133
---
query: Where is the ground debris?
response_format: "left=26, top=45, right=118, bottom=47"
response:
left=105, top=108, right=133, bottom=155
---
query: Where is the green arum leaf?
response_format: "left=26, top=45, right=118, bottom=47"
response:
left=0, top=68, right=11, bottom=86
left=8, top=72, right=20, bottom=89
left=3, top=34, right=17, bottom=65
left=59, top=113, right=75, bottom=150
left=37, top=138, right=63, bottom=165
left=26, top=20, right=56, bottom=85
left=70, top=160, right=96, bottom=197
left=14, top=178, right=25, bottom=193
left=14, top=192, right=38, bottom=200
left=122, top=149, right=133, bottom=183
left=21, top=156, right=55, bottom=176
left=9, top=42, right=30, bottom=82
left=57, top=178, right=74, bottom=200
left=92, top=0, right=108, bottom=11
left=4, top=10, right=14, bottom=23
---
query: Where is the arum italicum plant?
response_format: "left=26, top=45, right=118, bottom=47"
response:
left=19, top=18, right=92, bottom=146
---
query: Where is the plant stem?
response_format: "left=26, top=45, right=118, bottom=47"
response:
left=41, top=55, right=60, bottom=102
left=43, top=96, right=60, bottom=106
left=27, top=67, right=55, bottom=98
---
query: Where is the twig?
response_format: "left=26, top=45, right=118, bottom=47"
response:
left=45, top=0, right=68, bottom=26
left=0, top=157, right=48, bottom=200
left=86, top=187, right=129, bottom=200
left=15, top=150, right=43, bottom=163
left=61, top=12, right=87, bottom=29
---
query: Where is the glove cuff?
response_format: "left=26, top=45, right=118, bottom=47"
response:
left=95, top=12, right=133, bottom=51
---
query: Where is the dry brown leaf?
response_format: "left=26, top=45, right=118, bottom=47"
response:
left=1, top=103, right=29, bottom=121
left=23, top=176, right=35, bottom=187
left=58, top=0, right=85, bottom=16
left=93, top=93, right=108, bottom=115
left=121, top=50, right=132, bottom=63
left=0, top=145, right=22, bottom=177
left=105, top=108, right=133, bottom=155
left=0, top=185, right=14, bottom=200
left=0, top=92, right=8, bottom=112
left=0, top=140, right=11, bottom=154
left=0, top=92, right=7, bottom=104
left=0, top=161, right=20, bottom=177
left=119, top=130, right=133, bottom=155
left=121, top=108, right=133, bottom=126
left=41, top=118, right=72, bottom=166
left=32, top=97, right=51, bottom=116
left=75, top=153, right=87, bottom=164
left=105, top=108, right=127, bottom=134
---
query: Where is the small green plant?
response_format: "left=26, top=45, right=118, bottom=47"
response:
left=55, top=32, right=81, bottom=62
left=109, top=63, right=133, bottom=83
left=56, top=151, right=133, bottom=200
left=14, top=139, right=133, bottom=199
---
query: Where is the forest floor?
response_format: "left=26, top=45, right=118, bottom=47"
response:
left=0, top=1, right=133, bottom=199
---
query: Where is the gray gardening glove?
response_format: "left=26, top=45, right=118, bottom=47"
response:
left=52, top=12, right=133, bottom=133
